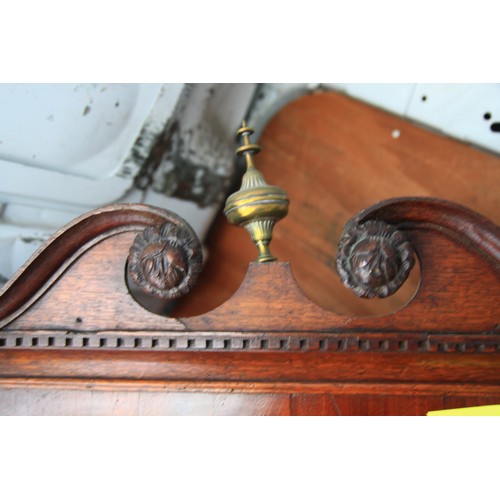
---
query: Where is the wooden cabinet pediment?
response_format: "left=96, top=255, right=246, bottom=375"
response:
left=0, top=195, right=498, bottom=415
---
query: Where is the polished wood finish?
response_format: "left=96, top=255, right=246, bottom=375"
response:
left=0, top=204, right=184, bottom=330
left=174, top=91, right=500, bottom=318
left=1, top=91, right=499, bottom=416
left=0, top=197, right=499, bottom=415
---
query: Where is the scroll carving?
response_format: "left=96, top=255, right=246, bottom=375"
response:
left=126, top=216, right=202, bottom=312
left=336, top=220, right=415, bottom=298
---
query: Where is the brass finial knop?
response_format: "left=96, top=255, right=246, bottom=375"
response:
left=223, top=122, right=289, bottom=263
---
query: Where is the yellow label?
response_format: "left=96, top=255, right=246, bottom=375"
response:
left=427, top=404, right=500, bottom=416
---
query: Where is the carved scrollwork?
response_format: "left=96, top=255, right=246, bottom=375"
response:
left=127, top=216, right=202, bottom=309
left=336, top=220, right=415, bottom=298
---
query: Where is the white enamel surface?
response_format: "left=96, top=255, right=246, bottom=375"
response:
left=0, top=83, right=256, bottom=284
left=0, top=84, right=178, bottom=178
left=406, top=83, right=500, bottom=153
left=327, top=83, right=500, bottom=154
left=1, top=83, right=497, bottom=285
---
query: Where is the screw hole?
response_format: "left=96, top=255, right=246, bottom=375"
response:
left=484, top=112, right=492, bottom=120
left=421, top=95, right=427, bottom=102
left=490, top=122, right=500, bottom=132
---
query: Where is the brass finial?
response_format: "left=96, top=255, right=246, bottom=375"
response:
left=223, top=122, right=289, bottom=262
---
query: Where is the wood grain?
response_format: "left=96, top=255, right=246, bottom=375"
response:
left=173, top=91, right=500, bottom=317
left=0, top=204, right=186, bottom=330
left=6, top=226, right=499, bottom=333
left=1, top=382, right=497, bottom=416
left=1, top=90, right=499, bottom=415
left=0, top=387, right=290, bottom=416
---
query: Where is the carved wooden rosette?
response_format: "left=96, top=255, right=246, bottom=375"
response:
left=0, top=197, right=499, bottom=416
left=126, top=215, right=202, bottom=314
left=336, top=220, right=415, bottom=298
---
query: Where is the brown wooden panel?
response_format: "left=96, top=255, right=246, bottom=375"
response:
left=6, top=233, right=184, bottom=332
left=2, top=389, right=496, bottom=416
left=1, top=350, right=498, bottom=385
left=290, top=393, right=498, bottom=416
left=439, top=395, right=499, bottom=413
left=331, top=395, right=442, bottom=416
left=290, top=394, right=342, bottom=416
left=174, top=91, right=500, bottom=318
left=0, top=388, right=291, bottom=416
left=0, top=91, right=499, bottom=417
left=332, top=394, right=499, bottom=416
left=1, top=378, right=498, bottom=415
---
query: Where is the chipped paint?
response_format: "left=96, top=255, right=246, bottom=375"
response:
left=119, top=121, right=167, bottom=182
left=117, top=84, right=185, bottom=181
left=20, top=236, right=46, bottom=244
left=150, top=119, right=234, bottom=207
left=132, top=84, right=258, bottom=207
left=153, top=143, right=231, bottom=207
left=0, top=83, right=256, bottom=283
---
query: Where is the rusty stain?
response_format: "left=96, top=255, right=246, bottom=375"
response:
left=132, top=119, right=232, bottom=208
left=20, top=236, right=45, bottom=244
left=157, top=158, right=229, bottom=208
left=125, top=118, right=177, bottom=183
left=124, top=84, right=252, bottom=207
left=82, top=105, right=91, bottom=116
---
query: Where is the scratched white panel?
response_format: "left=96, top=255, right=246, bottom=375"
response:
left=406, top=83, right=500, bottom=154
left=0, top=83, right=257, bottom=285
left=0, top=84, right=183, bottom=179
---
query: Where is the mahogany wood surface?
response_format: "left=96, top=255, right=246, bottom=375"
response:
left=0, top=198, right=498, bottom=415
left=173, top=91, right=500, bottom=318
left=1, top=386, right=499, bottom=416
left=3, top=207, right=498, bottom=333
left=0, top=91, right=499, bottom=416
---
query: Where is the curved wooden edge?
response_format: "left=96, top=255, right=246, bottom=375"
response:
left=1, top=198, right=498, bottom=334
left=182, top=197, right=500, bottom=331
left=0, top=204, right=189, bottom=328
left=348, top=197, right=500, bottom=272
